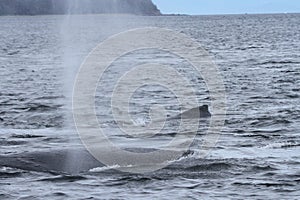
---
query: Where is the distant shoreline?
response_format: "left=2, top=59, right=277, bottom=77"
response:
left=0, top=0, right=161, bottom=16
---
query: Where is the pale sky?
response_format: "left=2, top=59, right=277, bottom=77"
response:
left=152, top=0, right=300, bottom=15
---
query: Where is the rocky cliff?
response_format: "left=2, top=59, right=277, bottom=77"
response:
left=0, top=0, right=161, bottom=15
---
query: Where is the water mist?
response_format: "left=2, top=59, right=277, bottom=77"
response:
left=59, top=0, right=136, bottom=173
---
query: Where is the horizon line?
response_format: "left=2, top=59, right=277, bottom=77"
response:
left=161, top=11, right=300, bottom=16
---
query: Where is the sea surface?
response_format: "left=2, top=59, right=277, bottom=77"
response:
left=0, top=14, right=300, bottom=199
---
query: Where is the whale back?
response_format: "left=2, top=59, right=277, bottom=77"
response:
left=180, top=105, right=211, bottom=119
left=0, top=149, right=103, bottom=174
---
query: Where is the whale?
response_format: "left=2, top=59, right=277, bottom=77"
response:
left=0, top=107, right=211, bottom=175
left=173, top=105, right=211, bottom=119
left=0, top=148, right=104, bottom=174
left=0, top=148, right=194, bottom=174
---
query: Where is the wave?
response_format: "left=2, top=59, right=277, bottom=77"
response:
left=9, top=134, right=44, bottom=139
left=89, top=165, right=123, bottom=173
left=38, top=175, right=87, bottom=182
left=263, top=141, right=300, bottom=149
left=0, top=167, right=24, bottom=178
left=257, top=60, right=300, bottom=65
left=236, top=46, right=264, bottom=50
left=0, top=140, right=27, bottom=146
left=184, top=162, right=232, bottom=171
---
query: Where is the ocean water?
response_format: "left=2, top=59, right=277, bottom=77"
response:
left=0, top=14, right=300, bottom=199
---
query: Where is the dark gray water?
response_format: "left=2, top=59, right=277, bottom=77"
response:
left=0, top=14, right=300, bottom=199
